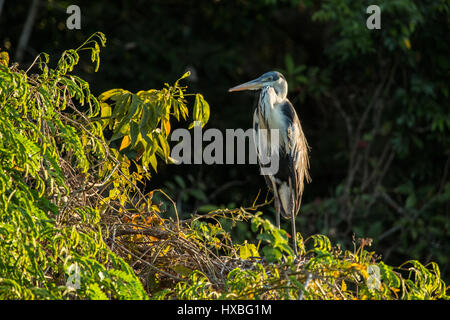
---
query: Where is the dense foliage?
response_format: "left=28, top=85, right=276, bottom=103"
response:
left=0, top=31, right=447, bottom=299
left=0, top=33, right=147, bottom=299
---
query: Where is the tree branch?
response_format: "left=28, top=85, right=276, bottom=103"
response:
left=15, top=0, right=40, bottom=63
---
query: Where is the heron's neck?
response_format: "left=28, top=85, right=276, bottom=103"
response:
left=260, top=86, right=285, bottom=107
left=273, top=80, right=288, bottom=102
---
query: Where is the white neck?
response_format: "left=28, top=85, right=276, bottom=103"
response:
left=261, top=86, right=284, bottom=107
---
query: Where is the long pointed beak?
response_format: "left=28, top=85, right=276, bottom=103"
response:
left=228, top=78, right=265, bottom=92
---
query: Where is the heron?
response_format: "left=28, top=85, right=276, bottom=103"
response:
left=229, top=71, right=311, bottom=256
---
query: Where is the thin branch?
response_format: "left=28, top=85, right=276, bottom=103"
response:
left=15, top=0, right=40, bottom=63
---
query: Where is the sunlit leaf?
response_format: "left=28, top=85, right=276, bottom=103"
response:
left=120, top=135, right=131, bottom=150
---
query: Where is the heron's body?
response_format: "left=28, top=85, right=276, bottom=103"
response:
left=254, top=86, right=310, bottom=220
left=229, top=71, right=311, bottom=255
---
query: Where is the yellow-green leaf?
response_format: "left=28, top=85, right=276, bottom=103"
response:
left=98, top=88, right=124, bottom=102
left=403, top=38, right=411, bottom=50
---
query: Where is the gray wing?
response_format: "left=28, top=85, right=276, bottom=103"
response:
left=282, top=100, right=311, bottom=215
left=253, top=101, right=311, bottom=218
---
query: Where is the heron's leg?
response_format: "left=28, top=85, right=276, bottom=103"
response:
left=291, top=213, right=298, bottom=256
left=270, top=179, right=281, bottom=229
left=275, top=202, right=280, bottom=229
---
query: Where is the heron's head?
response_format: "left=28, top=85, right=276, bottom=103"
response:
left=228, top=71, right=287, bottom=100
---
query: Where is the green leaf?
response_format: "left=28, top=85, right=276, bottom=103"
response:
left=98, top=88, right=124, bottom=102
left=174, top=175, right=186, bottom=189
left=405, top=194, right=417, bottom=209
left=262, top=246, right=282, bottom=263
left=239, top=242, right=259, bottom=259
left=285, top=54, right=294, bottom=72
left=156, top=133, right=170, bottom=160
left=379, top=262, right=401, bottom=289
left=175, top=71, right=191, bottom=85
left=197, top=204, right=219, bottom=213
left=188, top=189, right=207, bottom=201
left=171, top=265, right=194, bottom=277
left=190, top=94, right=210, bottom=128
left=149, top=153, right=158, bottom=172
left=100, top=102, right=112, bottom=129
left=130, top=120, right=140, bottom=147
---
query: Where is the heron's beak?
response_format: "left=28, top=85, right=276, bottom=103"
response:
left=228, top=77, right=265, bottom=92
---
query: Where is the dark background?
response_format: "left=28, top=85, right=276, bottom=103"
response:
left=1, top=0, right=448, bottom=281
